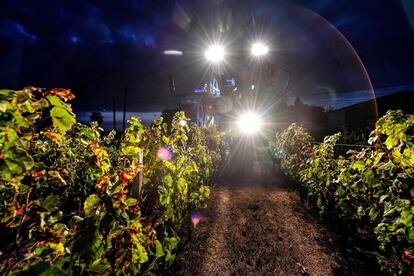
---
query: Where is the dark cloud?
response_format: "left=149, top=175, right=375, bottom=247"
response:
left=0, top=19, right=39, bottom=40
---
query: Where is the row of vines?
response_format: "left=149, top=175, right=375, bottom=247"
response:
left=270, top=110, right=413, bottom=274
left=0, top=87, right=222, bottom=274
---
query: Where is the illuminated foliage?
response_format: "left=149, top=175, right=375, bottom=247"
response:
left=0, top=87, right=222, bottom=274
left=271, top=111, right=414, bottom=274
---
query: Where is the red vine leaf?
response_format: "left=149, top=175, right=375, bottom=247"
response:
left=49, top=88, right=75, bottom=101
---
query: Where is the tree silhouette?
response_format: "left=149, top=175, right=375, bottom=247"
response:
left=90, top=111, right=103, bottom=126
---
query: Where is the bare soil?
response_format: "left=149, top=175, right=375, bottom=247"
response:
left=174, top=153, right=367, bottom=275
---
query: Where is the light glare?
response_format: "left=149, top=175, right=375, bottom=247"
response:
left=251, top=42, right=269, bottom=56
left=205, top=45, right=225, bottom=63
left=163, top=50, right=183, bottom=56
left=179, top=119, right=187, bottom=126
left=157, top=147, right=173, bottom=160
left=237, top=112, right=263, bottom=134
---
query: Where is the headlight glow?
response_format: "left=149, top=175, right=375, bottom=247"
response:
left=237, top=112, right=263, bottom=134
left=205, top=44, right=225, bottom=63
left=251, top=42, right=269, bottom=56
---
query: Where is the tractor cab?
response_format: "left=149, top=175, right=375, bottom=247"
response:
left=184, top=60, right=290, bottom=131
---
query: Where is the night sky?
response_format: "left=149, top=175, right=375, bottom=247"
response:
left=0, top=0, right=413, bottom=117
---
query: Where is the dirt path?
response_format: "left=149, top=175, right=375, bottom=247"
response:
left=175, top=157, right=347, bottom=275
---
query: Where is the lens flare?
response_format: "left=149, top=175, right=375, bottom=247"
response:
left=251, top=42, right=269, bottom=56
left=292, top=6, right=377, bottom=119
left=157, top=147, right=173, bottom=161
left=179, top=119, right=187, bottom=126
left=205, top=44, right=225, bottom=63
left=191, top=213, right=203, bottom=227
left=237, top=112, right=263, bottom=134
left=163, top=50, right=183, bottom=56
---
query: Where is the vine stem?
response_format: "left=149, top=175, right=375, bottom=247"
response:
left=16, top=128, right=36, bottom=244
left=15, top=185, right=31, bottom=245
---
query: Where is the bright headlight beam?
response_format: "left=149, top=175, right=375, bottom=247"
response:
left=237, top=112, right=263, bottom=134
left=205, top=44, right=225, bottom=63
left=251, top=42, right=269, bottom=56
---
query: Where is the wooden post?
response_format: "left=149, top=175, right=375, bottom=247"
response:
left=122, top=87, right=127, bottom=132
left=112, top=99, right=116, bottom=131
left=138, top=148, right=144, bottom=196
left=169, top=75, right=175, bottom=94
left=131, top=148, right=144, bottom=198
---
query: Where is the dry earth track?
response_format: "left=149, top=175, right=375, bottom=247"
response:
left=174, top=145, right=371, bottom=275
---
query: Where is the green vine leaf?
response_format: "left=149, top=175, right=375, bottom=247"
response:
left=385, top=135, right=399, bottom=149
left=155, top=240, right=164, bottom=258
left=351, top=160, right=365, bottom=171
left=84, top=194, right=100, bottom=216
left=42, top=195, right=59, bottom=212
left=50, top=107, right=76, bottom=132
